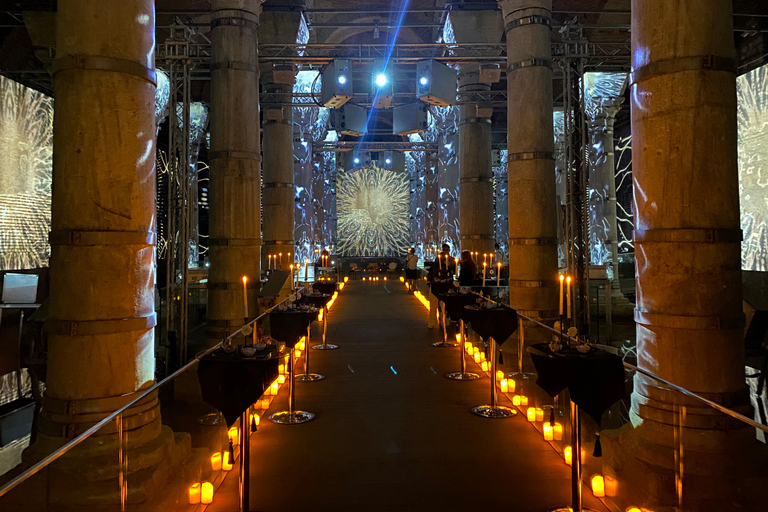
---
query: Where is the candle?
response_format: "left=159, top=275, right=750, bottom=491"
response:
left=278, top=374, right=286, bottom=384
left=559, top=274, right=565, bottom=316
left=497, top=262, right=501, bottom=286
left=242, top=276, right=248, bottom=318
left=251, top=413, right=260, bottom=428
left=566, top=276, right=572, bottom=319
left=455, top=258, right=459, bottom=279
left=536, top=407, right=544, bottom=422
left=438, top=254, right=442, bottom=270
left=201, top=482, right=213, bottom=504
left=305, top=259, right=309, bottom=281
left=222, top=450, right=233, bottom=471
left=500, top=379, right=509, bottom=393
left=290, top=264, right=294, bottom=288
left=564, top=445, right=573, bottom=465
left=228, top=426, right=239, bottom=446
left=279, top=363, right=285, bottom=375
left=605, top=476, right=618, bottom=497
left=483, top=253, right=487, bottom=266
left=481, top=361, right=489, bottom=372
left=189, top=483, right=201, bottom=504
left=526, top=407, right=536, bottom=422
left=543, top=422, right=554, bottom=440
left=483, top=262, right=487, bottom=282
left=261, top=397, right=270, bottom=409
left=591, top=475, right=605, bottom=497
left=210, top=452, right=222, bottom=471
left=496, top=370, right=504, bottom=381
left=512, top=395, right=528, bottom=406
left=271, top=381, right=279, bottom=394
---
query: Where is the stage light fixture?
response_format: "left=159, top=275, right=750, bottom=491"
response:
left=385, top=158, right=392, bottom=165
left=371, top=62, right=393, bottom=109
left=354, top=157, right=360, bottom=164
left=416, top=60, right=457, bottom=107
left=380, top=151, right=405, bottom=173
left=393, top=101, right=429, bottom=135
left=342, top=151, right=372, bottom=170
left=375, top=74, right=387, bottom=87
left=333, top=103, right=368, bottom=136
left=321, top=59, right=353, bottom=108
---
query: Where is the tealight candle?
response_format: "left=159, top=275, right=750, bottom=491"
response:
left=591, top=475, right=605, bottom=497
left=481, top=361, right=489, bottom=372
left=228, top=426, right=239, bottom=446
left=201, top=482, right=213, bottom=504
left=553, top=422, right=563, bottom=440
left=279, top=364, right=285, bottom=375
left=271, top=381, right=279, bottom=394
left=512, top=395, right=528, bottom=406
left=605, top=476, right=618, bottom=497
left=543, top=422, right=554, bottom=441
left=526, top=407, right=537, bottom=422
left=222, top=451, right=233, bottom=471
left=496, top=370, right=504, bottom=381
left=278, top=374, right=286, bottom=384
left=189, top=482, right=201, bottom=504
left=500, top=379, right=509, bottom=393
left=473, top=352, right=481, bottom=363
left=261, top=398, right=270, bottom=409
left=507, top=379, right=516, bottom=393
left=250, top=413, right=260, bottom=428
left=535, top=407, right=544, bottom=422
left=210, top=452, right=222, bottom=471
left=564, top=445, right=573, bottom=465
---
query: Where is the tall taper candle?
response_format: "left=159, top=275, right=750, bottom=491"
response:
left=483, top=262, right=487, bottom=283
left=242, top=276, right=248, bottom=318
left=558, top=274, right=565, bottom=316
left=497, top=262, right=501, bottom=286
left=566, top=275, right=572, bottom=319
left=304, top=259, right=309, bottom=281
left=279, top=253, right=283, bottom=270
left=455, top=258, right=459, bottom=280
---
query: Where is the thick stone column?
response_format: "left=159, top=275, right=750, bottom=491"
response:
left=499, top=0, right=558, bottom=319
left=261, top=70, right=295, bottom=271
left=458, top=64, right=495, bottom=256
left=207, top=0, right=261, bottom=343
left=588, top=99, right=622, bottom=294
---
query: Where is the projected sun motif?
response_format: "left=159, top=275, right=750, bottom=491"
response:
left=737, top=64, right=768, bottom=271
left=0, top=76, right=53, bottom=270
left=337, top=166, right=410, bottom=257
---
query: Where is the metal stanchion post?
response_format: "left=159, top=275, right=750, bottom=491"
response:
left=446, top=319, right=479, bottom=380
left=471, top=338, right=515, bottom=418
left=508, top=316, right=536, bottom=380
left=269, top=347, right=315, bottom=424
left=240, top=411, right=249, bottom=512
left=296, top=324, right=323, bottom=382
left=312, top=304, right=338, bottom=349
left=432, top=301, right=459, bottom=347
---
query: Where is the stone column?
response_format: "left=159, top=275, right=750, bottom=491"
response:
left=207, top=0, right=261, bottom=343
left=458, top=64, right=495, bottom=257
left=588, top=99, right=622, bottom=294
left=30, top=0, right=191, bottom=507
left=499, top=0, right=558, bottom=319
left=261, top=70, right=295, bottom=272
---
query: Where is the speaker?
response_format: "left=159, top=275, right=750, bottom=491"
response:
left=321, top=60, right=353, bottom=108
left=379, top=151, right=406, bottom=173
left=417, top=60, right=457, bottom=107
left=334, top=103, right=368, bottom=136
left=393, top=101, right=429, bottom=135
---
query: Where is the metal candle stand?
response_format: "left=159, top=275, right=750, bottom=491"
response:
left=432, top=301, right=459, bottom=348
left=312, top=304, right=338, bottom=350
left=445, top=319, right=480, bottom=381
left=296, top=324, right=324, bottom=382
left=471, top=337, right=516, bottom=418
left=269, top=347, right=315, bottom=424
left=239, top=409, right=250, bottom=511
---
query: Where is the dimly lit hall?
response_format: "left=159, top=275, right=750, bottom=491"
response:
left=0, top=1, right=767, bottom=512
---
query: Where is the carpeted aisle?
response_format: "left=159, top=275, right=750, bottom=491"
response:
left=239, top=281, right=609, bottom=512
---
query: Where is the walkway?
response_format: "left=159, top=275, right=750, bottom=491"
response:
left=213, top=281, right=608, bottom=512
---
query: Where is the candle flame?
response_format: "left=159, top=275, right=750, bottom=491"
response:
left=566, top=276, right=572, bottom=283
left=242, top=276, right=247, bottom=283
left=559, top=274, right=565, bottom=282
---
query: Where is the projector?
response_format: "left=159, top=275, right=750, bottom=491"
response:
left=334, top=104, right=368, bottom=136
left=321, top=60, right=353, bottom=108
left=379, top=151, right=406, bottom=173
left=393, top=102, right=429, bottom=135
left=416, top=60, right=457, bottom=107
left=342, top=151, right=372, bottom=170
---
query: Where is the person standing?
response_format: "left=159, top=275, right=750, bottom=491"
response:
left=427, top=243, right=454, bottom=328
left=405, top=248, right=419, bottom=293
left=458, top=250, right=478, bottom=286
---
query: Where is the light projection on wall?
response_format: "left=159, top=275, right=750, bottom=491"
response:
left=737, top=63, right=768, bottom=271
left=0, top=75, right=53, bottom=271
left=337, top=166, right=410, bottom=257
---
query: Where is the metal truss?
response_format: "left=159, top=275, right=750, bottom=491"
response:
left=313, top=141, right=438, bottom=152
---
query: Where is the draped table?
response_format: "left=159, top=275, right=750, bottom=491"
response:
left=435, top=291, right=482, bottom=380
left=461, top=304, right=519, bottom=418
left=429, top=281, right=459, bottom=347
left=527, top=343, right=624, bottom=512
left=301, top=292, right=337, bottom=350
left=268, top=308, right=321, bottom=424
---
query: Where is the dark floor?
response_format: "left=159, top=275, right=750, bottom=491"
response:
left=210, top=281, right=609, bottom=512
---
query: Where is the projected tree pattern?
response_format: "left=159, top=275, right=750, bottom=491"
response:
left=337, top=166, right=409, bottom=257
left=0, top=76, right=53, bottom=270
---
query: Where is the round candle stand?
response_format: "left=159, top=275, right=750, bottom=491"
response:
left=312, top=305, right=338, bottom=350
left=446, top=319, right=480, bottom=381
left=269, top=347, right=316, bottom=425
left=471, top=337, right=516, bottom=419
left=432, top=301, right=460, bottom=347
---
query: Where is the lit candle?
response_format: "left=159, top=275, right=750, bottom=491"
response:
left=210, top=452, right=222, bottom=471
left=250, top=413, right=260, bottom=428
left=500, top=379, right=509, bottom=393
left=222, top=450, right=233, bottom=471
left=591, top=475, right=605, bottom=497
left=496, top=370, right=504, bottom=381
left=481, top=361, right=489, bottom=372
left=278, top=374, right=286, bottom=384
left=242, top=276, right=248, bottom=319
left=543, top=422, right=554, bottom=441
left=455, top=258, right=459, bottom=280
left=566, top=275, right=572, bottom=319
left=536, top=407, right=544, bottom=422
left=553, top=422, right=563, bottom=440
left=201, top=482, right=213, bottom=504
left=271, top=381, right=279, bottom=394
left=526, top=407, right=537, bottom=422
left=605, top=476, right=618, bottom=497
left=438, top=254, right=442, bottom=270
left=189, top=483, right=201, bottom=504
left=228, top=426, right=239, bottom=446
left=483, top=262, right=487, bottom=283
left=473, top=352, right=481, bottom=363
left=496, top=262, right=501, bottom=286
left=564, top=445, right=573, bottom=465
left=279, top=252, right=283, bottom=269
left=559, top=274, right=565, bottom=316
left=305, top=259, right=309, bottom=281
left=512, top=395, right=528, bottom=406
left=261, top=398, right=270, bottom=409
left=290, top=264, right=294, bottom=288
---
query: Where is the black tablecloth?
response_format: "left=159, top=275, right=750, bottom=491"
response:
left=198, top=348, right=280, bottom=426
left=269, top=309, right=318, bottom=348
left=313, top=282, right=338, bottom=296
left=527, top=343, right=625, bottom=425
left=299, top=293, right=332, bottom=309
left=429, top=281, right=454, bottom=296
left=460, top=305, right=518, bottom=344
left=435, top=292, right=478, bottom=322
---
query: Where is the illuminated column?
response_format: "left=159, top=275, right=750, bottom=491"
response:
left=630, top=0, right=744, bottom=431
left=499, top=0, right=558, bottom=319
left=458, top=64, right=495, bottom=256
left=588, top=99, right=622, bottom=294
left=207, top=0, right=261, bottom=343
left=34, top=0, right=187, bottom=505
left=262, top=68, right=295, bottom=271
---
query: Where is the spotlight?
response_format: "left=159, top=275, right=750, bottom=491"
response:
left=321, top=59, right=353, bottom=108
left=419, top=76, right=428, bottom=86
left=385, top=158, right=391, bottom=165
left=375, top=74, right=387, bottom=87
left=337, top=75, right=347, bottom=85
left=416, top=60, right=456, bottom=107
left=354, top=157, right=360, bottom=164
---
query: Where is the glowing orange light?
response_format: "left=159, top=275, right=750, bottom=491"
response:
left=201, top=482, right=213, bottom=503
left=189, top=482, right=201, bottom=504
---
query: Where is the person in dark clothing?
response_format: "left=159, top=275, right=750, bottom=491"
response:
left=458, top=250, right=478, bottom=286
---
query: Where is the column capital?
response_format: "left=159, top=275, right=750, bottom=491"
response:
left=498, top=0, right=552, bottom=20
